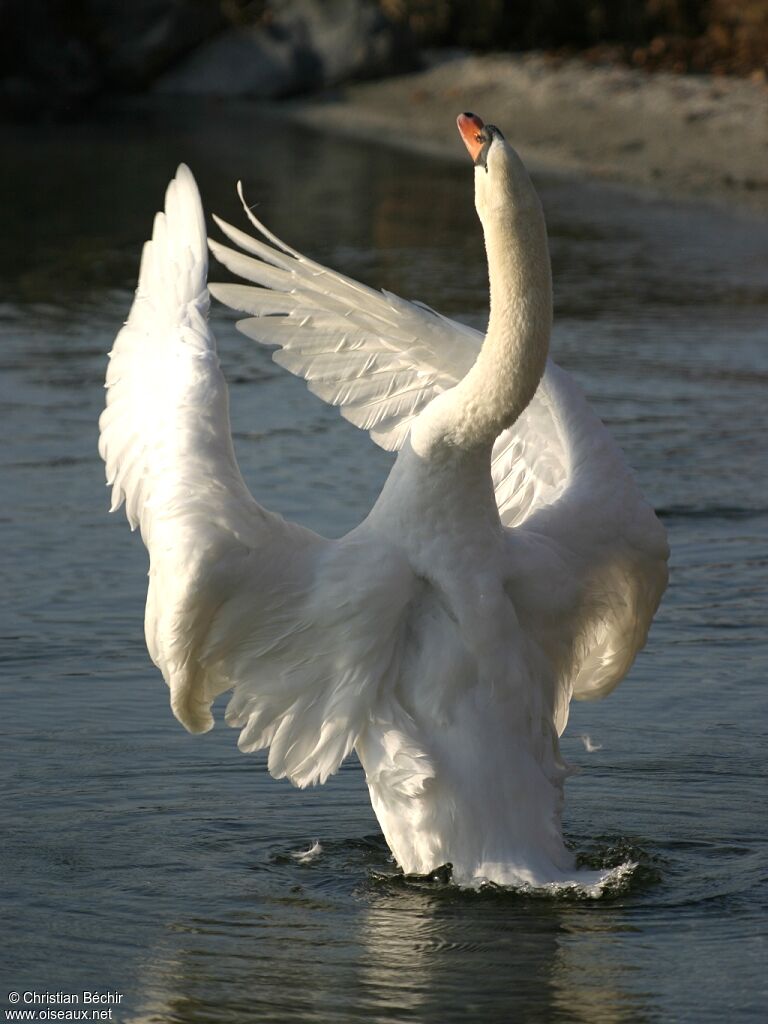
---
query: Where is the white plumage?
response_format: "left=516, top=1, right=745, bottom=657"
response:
left=99, top=117, right=668, bottom=888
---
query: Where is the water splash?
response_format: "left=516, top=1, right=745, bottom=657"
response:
left=369, top=855, right=644, bottom=899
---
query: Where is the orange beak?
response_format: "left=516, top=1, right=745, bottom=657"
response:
left=457, top=112, right=486, bottom=163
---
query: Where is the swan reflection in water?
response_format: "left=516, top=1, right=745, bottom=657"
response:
left=125, top=868, right=652, bottom=1024
left=100, top=113, right=667, bottom=889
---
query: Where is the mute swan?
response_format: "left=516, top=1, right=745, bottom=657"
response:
left=99, top=113, right=668, bottom=888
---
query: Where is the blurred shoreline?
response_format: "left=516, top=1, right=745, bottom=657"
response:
left=5, top=0, right=766, bottom=217
left=282, top=51, right=768, bottom=215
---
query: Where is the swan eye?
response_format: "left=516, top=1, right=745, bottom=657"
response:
left=474, top=133, right=483, bottom=143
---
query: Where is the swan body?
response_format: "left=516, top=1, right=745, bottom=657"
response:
left=99, top=114, right=668, bottom=888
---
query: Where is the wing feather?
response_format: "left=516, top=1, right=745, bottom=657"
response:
left=99, top=166, right=414, bottom=786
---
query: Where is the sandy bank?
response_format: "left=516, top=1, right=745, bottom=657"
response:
left=285, top=52, right=768, bottom=214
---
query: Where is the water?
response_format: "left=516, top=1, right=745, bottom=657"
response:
left=1, top=102, right=766, bottom=1023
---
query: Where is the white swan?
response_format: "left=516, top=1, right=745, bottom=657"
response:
left=99, top=113, right=668, bottom=888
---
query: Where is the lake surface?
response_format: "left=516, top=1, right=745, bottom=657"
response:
left=1, top=101, right=766, bottom=1023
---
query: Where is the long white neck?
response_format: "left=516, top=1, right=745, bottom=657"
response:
left=413, top=160, right=552, bottom=454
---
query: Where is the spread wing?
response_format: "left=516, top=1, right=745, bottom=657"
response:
left=98, top=165, right=413, bottom=786
left=500, top=363, right=669, bottom=733
left=210, top=191, right=668, bottom=732
left=208, top=184, right=478, bottom=451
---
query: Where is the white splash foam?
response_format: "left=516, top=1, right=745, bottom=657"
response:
left=547, top=860, right=637, bottom=898
left=474, top=860, right=638, bottom=898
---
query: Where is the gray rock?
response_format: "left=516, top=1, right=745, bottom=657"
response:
left=0, top=0, right=415, bottom=119
left=155, top=0, right=416, bottom=98
left=155, top=23, right=300, bottom=98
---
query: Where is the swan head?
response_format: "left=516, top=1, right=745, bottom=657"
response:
left=457, top=112, right=538, bottom=219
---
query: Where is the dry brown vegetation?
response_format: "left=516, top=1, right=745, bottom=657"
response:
left=380, top=0, right=768, bottom=78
